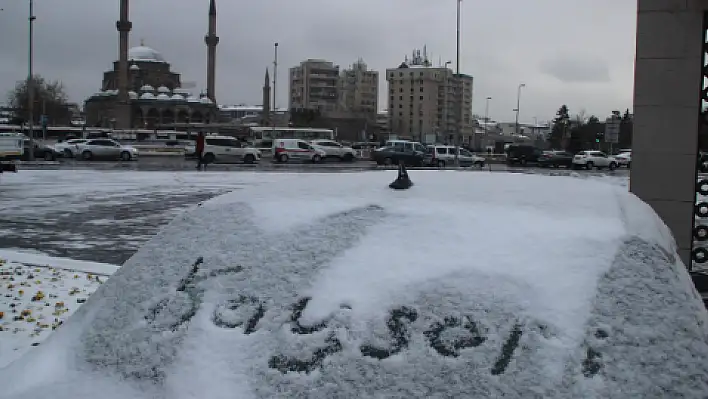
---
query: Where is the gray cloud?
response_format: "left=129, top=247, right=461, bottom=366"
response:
left=0, top=0, right=637, bottom=123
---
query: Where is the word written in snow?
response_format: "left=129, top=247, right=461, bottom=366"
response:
left=211, top=296, right=528, bottom=376
left=145, top=257, right=244, bottom=332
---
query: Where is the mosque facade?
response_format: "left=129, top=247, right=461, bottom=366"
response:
left=84, top=0, right=219, bottom=129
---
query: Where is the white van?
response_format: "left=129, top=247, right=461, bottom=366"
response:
left=273, top=139, right=326, bottom=163
left=201, top=136, right=261, bottom=164
left=0, top=133, right=24, bottom=161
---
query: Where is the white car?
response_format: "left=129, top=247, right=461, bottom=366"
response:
left=615, top=151, right=631, bottom=168
left=273, top=138, right=326, bottom=163
left=77, top=139, right=139, bottom=161
left=201, top=136, right=261, bottom=164
left=310, top=140, right=357, bottom=162
left=572, top=150, right=618, bottom=170
left=54, top=139, right=88, bottom=158
left=424, top=145, right=486, bottom=167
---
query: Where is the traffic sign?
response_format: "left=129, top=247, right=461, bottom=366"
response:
left=604, top=117, right=620, bottom=144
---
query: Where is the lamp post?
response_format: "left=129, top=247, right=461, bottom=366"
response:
left=454, top=0, right=462, bottom=166
left=272, top=42, right=278, bottom=139
left=514, top=83, right=525, bottom=136
left=27, top=0, right=36, bottom=160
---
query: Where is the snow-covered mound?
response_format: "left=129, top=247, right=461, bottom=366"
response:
left=2, top=171, right=707, bottom=398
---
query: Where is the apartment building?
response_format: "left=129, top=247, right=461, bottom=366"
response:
left=339, top=59, right=378, bottom=116
left=386, top=49, right=473, bottom=143
left=289, top=59, right=340, bottom=113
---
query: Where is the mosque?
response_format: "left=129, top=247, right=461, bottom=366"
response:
left=84, top=0, right=219, bottom=129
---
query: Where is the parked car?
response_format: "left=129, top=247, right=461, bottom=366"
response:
left=614, top=151, right=631, bottom=168
left=54, top=139, right=88, bottom=158
left=273, top=138, right=326, bottom=163
left=201, top=136, right=261, bottom=164
left=77, top=139, right=139, bottom=161
left=505, top=144, right=543, bottom=165
left=424, top=145, right=486, bottom=167
left=310, top=140, right=357, bottom=162
left=372, top=144, right=425, bottom=166
left=537, top=150, right=574, bottom=168
left=572, top=150, right=618, bottom=170
left=22, top=139, right=60, bottom=161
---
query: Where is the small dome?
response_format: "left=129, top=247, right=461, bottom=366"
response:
left=156, top=93, right=170, bottom=101
left=140, top=92, right=155, bottom=100
left=187, top=96, right=200, bottom=103
left=157, top=86, right=170, bottom=94
left=128, top=91, right=138, bottom=99
left=200, top=97, right=213, bottom=104
left=128, top=46, right=166, bottom=63
left=140, top=85, right=154, bottom=92
left=171, top=94, right=184, bottom=101
left=130, top=64, right=140, bottom=70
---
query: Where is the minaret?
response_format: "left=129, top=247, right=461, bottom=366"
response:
left=116, top=0, right=132, bottom=128
left=262, top=68, right=271, bottom=126
left=205, top=0, right=219, bottom=103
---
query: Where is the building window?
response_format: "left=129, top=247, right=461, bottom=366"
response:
left=399, top=104, right=403, bottom=109
left=419, top=96, right=424, bottom=100
left=420, top=87, right=424, bottom=92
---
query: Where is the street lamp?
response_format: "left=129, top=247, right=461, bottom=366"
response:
left=484, top=96, right=491, bottom=132
left=272, top=42, right=278, bottom=140
left=27, top=0, right=36, bottom=160
left=514, top=83, right=525, bottom=136
left=454, top=0, right=462, bottom=166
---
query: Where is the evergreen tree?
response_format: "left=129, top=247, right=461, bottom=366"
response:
left=549, top=105, right=570, bottom=149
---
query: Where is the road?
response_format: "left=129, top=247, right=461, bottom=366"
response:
left=19, top=156, right=633, bottom=176
left=0, top=164, right=629, bottom=266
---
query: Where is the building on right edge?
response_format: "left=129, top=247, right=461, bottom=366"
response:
left=386, top=48, right=473, bottom=144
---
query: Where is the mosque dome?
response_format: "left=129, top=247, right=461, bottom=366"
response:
left=130, top=64, right=140, bottom=71
left=139, top=84, right=155, bottom=92
left=157, top=86, right=170, bottom=94
left=171, top=94, right=185, bottom=101
left=128, top=46, right=166, bottom=63
left=156, top=93, right=171, bottom=101
left=187, top=96, right=200, bottom=103
left=128, top=91, right=138, bottom=99
left=140, top=92, right=155, bottom=100
left=200, top=97, right=213, bottom=104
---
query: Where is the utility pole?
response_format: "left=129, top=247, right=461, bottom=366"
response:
left=272, top=42, right=278, bottom=138
left=27, top=0, right=36, bottom=160
left=484, top=96, right=491, bottom=133
left=514, top=83, right=525, bottom=136
left=454, top=0, right=461, bottom=166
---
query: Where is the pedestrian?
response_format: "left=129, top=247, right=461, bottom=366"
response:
left=196, top=131, right=206, bottom=170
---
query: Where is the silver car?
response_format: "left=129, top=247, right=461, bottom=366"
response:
left=77, top=139, right=139, bottom=161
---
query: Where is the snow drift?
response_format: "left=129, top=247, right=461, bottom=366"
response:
left=2, top=171, right=707, bottom=399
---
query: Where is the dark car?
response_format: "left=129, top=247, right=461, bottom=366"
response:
left=699, top=151, right=708, bottom=173
left=505, top=144, right=543, bottom=165
left=538, top=150, right=573, bottom=168
left=372, top=144, right=425, bottom=166
left=21, top=140, right=58, bottom=161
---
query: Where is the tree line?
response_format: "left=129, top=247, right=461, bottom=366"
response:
left=547, top=105, right=633, bottom=153
left=4, top=75, right=73, bottom=126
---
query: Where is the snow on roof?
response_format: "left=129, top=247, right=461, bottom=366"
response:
left=128, top=46, right=166, bottom=63
left=2, top=172, right=707, bottom=398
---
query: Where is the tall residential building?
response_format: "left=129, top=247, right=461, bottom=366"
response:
left=339, top=59, right=378, bottom=116
left=386, top=49, right=473, bottom=143
left=289, top=59, right=340, bottom=113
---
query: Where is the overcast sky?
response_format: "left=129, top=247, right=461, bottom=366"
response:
left=0, top=0, right=636, bottom=123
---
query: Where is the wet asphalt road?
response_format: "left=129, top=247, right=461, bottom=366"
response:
left=0, top=159, right=629, bottom=266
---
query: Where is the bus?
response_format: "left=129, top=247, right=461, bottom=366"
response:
left=248, top=127, right=335, bottom=149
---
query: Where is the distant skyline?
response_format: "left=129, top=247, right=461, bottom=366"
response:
left=0, top=0, right=636, bottom=123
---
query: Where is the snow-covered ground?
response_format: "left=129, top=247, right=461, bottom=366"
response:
left=0, top=170, right=257, bottom=264
left=0, top=250, right=118, bottom=368
left=1, top=170, right=705, bottom=398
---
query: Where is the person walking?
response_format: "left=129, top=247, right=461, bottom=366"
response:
left=196, top=131, right=206, bottom=170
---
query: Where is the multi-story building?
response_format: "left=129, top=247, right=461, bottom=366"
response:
left=289, top=59, right=340, bottom=113
left=339, top=59, right=378, bottom=116
left=386, top=49, right=473, bottom=144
